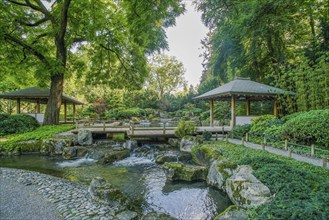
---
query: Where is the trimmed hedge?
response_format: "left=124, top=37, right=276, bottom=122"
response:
left=202, top=141, right=329, bottom=220
left=278, top=109, right=329, bottom=147
left=0, top=114, right=39, bottom=134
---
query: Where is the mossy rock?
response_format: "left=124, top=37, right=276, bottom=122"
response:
left=193, top=145, right=223, bottom=166
left=214, top=205, right=247, bottom=220
left=162, top=162, right=208, bottom=182
left=207, top=159, right=237, bottom=191
left=41, top=138, right=72, bottom=156
left=97, top=149, right=130, bottom=165
left=17, top=140, right=43, bottom=153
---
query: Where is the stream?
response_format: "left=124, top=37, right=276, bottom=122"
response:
left=0, top=144, right=231, bottom=219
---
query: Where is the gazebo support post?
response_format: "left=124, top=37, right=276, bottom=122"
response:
left=16, top=98, right=21, bottom=114
left=36, top=100, right=41, bottom=113
left=231, top=95, right=236, bottom=128
left=210, top=99, right=214, bottom=127
left=73, top=104, right=76, bottom=122
left=246, top=97, right=250, bottom=116
left=64, top=101, right=67, bottom=123
left=273, top=97, right=278, bottom=117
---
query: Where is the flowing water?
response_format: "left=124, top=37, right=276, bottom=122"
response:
left=0, top=146, right=231, bottom=219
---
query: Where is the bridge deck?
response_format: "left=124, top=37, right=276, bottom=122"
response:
left=72, top=125, right=231, bottom=138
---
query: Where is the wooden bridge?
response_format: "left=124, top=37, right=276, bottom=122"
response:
left=72, top=120, right=231, bottom=139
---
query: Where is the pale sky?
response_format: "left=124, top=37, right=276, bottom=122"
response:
left=165, top=1, right=208, bottom=87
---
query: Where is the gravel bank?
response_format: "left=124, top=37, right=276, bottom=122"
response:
left=0, top=168, right=136, bottom=220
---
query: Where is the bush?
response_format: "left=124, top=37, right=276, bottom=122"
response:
left=108, top=108, right=146, bottom=120
left=175, top=120, right=197, bottom=138
left=232, top=124, right=252, bottom=136
left=0, top=113, right=10, bottom=122
left=278, top=109, right=329, bottom=147
left=0, top=114, right=39, bottom=134
left=202, top=130, right=212, bottom=141
left=249, top=115, right=283, bottom=137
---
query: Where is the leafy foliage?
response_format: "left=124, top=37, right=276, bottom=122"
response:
left=202, top=130, right=212, bottom=141
left=0, top=124, right=75, bottom=152
left=278, top=109, right=329, bottom=147
left=249, top=115, right=283, bottom=137
left=175, top=120, right=197, bottom=138
left=232, top=124, right=252, bottom=136
left=202, top=141, right=329, bottom=219
left=0, top=114, right=39, bottom=134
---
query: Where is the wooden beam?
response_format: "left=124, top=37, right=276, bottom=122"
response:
left=246, top=97, right=251, bottom=116
left=274, top=97, right=278, bottom=117
left=16, top=98, right=21, bottom=114
left=231, top=95, right=236, bottom=128
left=64, top=101, right=67, bottom=123
left=73, top=104, right=76, bottom=122
left=36, top=100, right=41, bottom=113
left=210, top=99, right=214, bottom=127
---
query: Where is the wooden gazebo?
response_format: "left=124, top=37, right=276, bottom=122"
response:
left=193, top=77, right=294, bottom=128
left=0, top=87, right=83, bottom=123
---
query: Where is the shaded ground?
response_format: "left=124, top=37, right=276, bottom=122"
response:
left=0, top=175, right=63, bottom=220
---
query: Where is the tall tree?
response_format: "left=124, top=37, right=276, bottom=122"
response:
left=146, top=54, right=186, bottom=109
left=0, top=0, right=184, bottom=124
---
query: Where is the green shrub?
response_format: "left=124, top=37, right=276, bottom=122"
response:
left=0, top=124, right=75, bottom=152
left=232, top=124, right=252, bottom=135
left=0, top=114, right=39, bottom=134
left=108, top=108, right=146, bottom=120
left=203, top=141, right=329, bottom=219
left=0, top=113, right=10, bottom=122
left=202, top=130, right=212, bottom=141
left=278, top=109, right=329, bottom=147
left=249, top=115, right=283, bottom=138
left=175, top=120, right=197, bottom=138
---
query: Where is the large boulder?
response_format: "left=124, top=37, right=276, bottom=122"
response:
left=168, top=138, right=180, bottom=148
left=41, top=139, right=72, bottom=156
left=162, top=162, right=208, bottom=182
left=141, top=212, right=176, bottom=220
left=214, top=205, right=247, bottom=220
left=180, top=136, right=201, bottom=152
left=53, top=131, right=78, bottom=145
left=62, top=146, right=88, bottom=159
left=193, top=145, right=223, bottom=166
left=88, top=177, right=128, bottom=208
left=97, top=149, right=130, bottom=165
left=226, top=165, right=272, bottom=208
left=155, top=151, right=192, bottom=164
left=207, top=160, right=237, bottom=191
left=78, top=130, right=93, bottom=145
left=116, top=210, right=138, bottom=220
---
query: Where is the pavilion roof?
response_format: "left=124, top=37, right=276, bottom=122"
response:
left=0, top=87, right=83, bottom=105
left=194, top=77, right=295, bottom=101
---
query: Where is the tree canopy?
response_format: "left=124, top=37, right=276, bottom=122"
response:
left=0, top=0, right=185, bottom=124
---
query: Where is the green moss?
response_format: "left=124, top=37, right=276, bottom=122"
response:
left=162, top=162, right=207, bottom=181
left=217, top=161, right=237, bottom=179
left=192, top=145, right=223, bottom=165
left=0, top=124, right=74, bottom=153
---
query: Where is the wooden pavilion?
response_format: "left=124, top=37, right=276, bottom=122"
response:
left=0, top=87, right=83, bottom=123
left=193, top=77, right=294, bottom=128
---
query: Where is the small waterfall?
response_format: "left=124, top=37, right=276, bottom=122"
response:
left=56, top=154, right=97, bottom=168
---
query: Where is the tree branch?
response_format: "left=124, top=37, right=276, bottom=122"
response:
left=4, top=33, right=49, bottom=66
left=100, top=44, right=128, bottom=71
left=18, top=17, right=49, bottom=27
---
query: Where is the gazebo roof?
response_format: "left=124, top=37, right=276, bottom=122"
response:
left=194, top=77, right=294, bottom=100
left=0, top=87, right=83, bottom=105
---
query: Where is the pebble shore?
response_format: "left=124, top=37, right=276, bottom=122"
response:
left=0, top=168, right=135, bottom=220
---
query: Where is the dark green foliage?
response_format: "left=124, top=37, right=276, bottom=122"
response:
left=249, top=115, right=283, bottom=137
left=0, top=114, right=39, bottom=134
left=108, top=108, right=148, bottom=120
left=278, top=109, right=329, bottom=147
left=204, top=141, right=329, bottom=219
left=232, top=124, right=252, bottom=136
left=0, top=113, right=10, bottom=122
left=202, top=130, right=212, bottom=141
left=0, top=124, right=75, bottom=152
left=174, top=120, right=197, bottom=138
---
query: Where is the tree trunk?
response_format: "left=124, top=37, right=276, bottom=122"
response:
left=44, top=74, right=64, bottom=125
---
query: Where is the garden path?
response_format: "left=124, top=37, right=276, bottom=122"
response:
left=227, top=138, right=329, bottom=169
